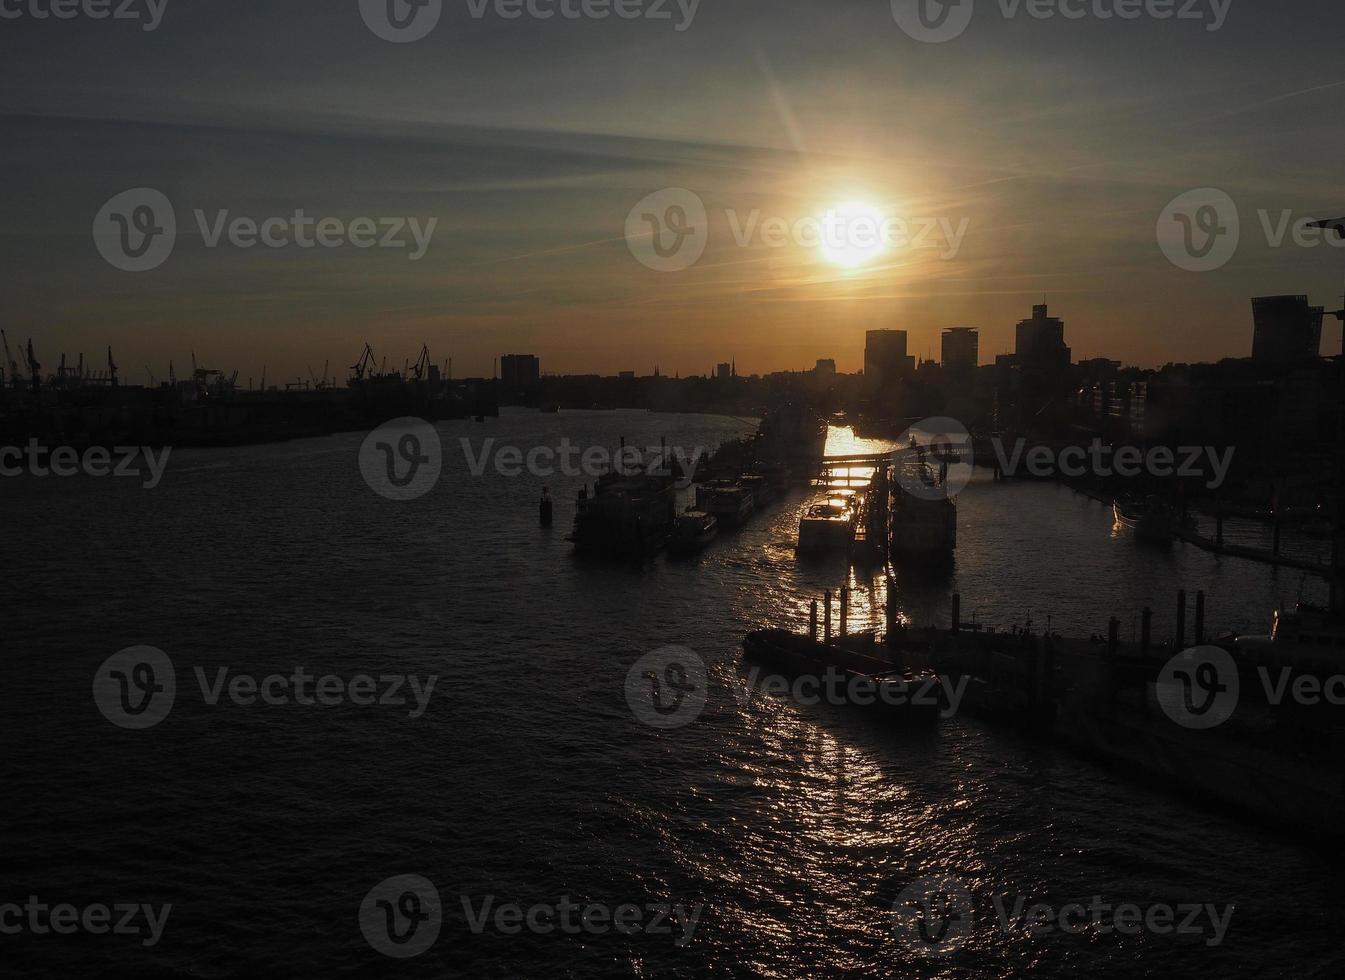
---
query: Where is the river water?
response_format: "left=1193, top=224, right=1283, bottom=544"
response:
left=2, top=409, right=1338, bottom=978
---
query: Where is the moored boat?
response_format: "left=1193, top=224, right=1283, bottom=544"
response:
left=668, top=510, right=719, bottom=555
left=1113, top=495, right=1176, bottom=544
left=569, top=456, right=676, bottom=557
left=696, top=480, right=756, bottom=529
left=797, top=492, right=857, bottom=554
left=742, top=628, right=944, bottom=724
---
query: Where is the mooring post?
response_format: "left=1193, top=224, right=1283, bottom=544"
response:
left=885, top=577, right=897, bottom=646
left=840, top=586, right=849, bottom=638
left=1194, top=590, right=1206, bottom=644
left=809, top=600, right=818, bottom=643
left=951, top=593, right=961, bottom=633
left=1107, top=616, right=1120, bottom=658
left=1175, top=589, right=1187, bottom=650
left=823, top=589, right=833, bottom=644
left=1141, top=606, right=1152, bottom=655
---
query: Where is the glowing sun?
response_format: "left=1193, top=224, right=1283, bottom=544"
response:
left=818, top=200, right=889, bottom=269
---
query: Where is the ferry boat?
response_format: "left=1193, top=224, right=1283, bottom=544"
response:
left=695, top=481, right=756, bottom=529
left=891, top=492, right=957, bottom=558
left=667, top=510, right=718, bottom=556
left=742, top=628, right=944, bottom=725
left=1113, top=495, right=1189, bottom=544
left=569, top=458, right=676, bottom=557
left=797, top=491, right=858, bottom=554
left=1232, top=601, right=1345, bottom=684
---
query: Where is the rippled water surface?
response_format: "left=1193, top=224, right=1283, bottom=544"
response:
left=3, top=409, right=1340, bottom=978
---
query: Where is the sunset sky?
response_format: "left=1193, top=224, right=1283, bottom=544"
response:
left=3, top=0, right=1345, bottom=383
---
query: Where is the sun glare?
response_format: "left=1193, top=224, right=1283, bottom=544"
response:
left=818, top=200, right=889, bottom=269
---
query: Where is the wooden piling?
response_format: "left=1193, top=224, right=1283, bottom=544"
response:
left=1176, top=589, right=1187, bottom=650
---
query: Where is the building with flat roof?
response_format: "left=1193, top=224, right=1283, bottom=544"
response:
left=1251, top=295, right=1323, bottom=367
left=1014, top=304, right=1070, bottom=370
left=500, top=354, right=540, bottom=394
left=864, top=329, right=914, bottom=390
left=941, top=327, right=978, bottom=374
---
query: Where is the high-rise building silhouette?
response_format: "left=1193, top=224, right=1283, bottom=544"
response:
left=1014, top=305, right=1070, bottom=370
left=941, top=327, right=979, bottom=374
left=864, top=329, right=914, bottom=390
left=500, top=354, right=540, bottom=392
left=1251, top=295, right=1323, bottom=367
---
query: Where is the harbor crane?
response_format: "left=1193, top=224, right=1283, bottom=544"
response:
left=0, top=329, right=19, bottom=389
left=350, top=343, right=375, bottom=382
left=410, top=344, right=431, bottom=382
left=25, top=338, right=40, bottom=392
left=107, top=346, right=118, bottom=387
left=190, top=351, right=222, bottom=393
